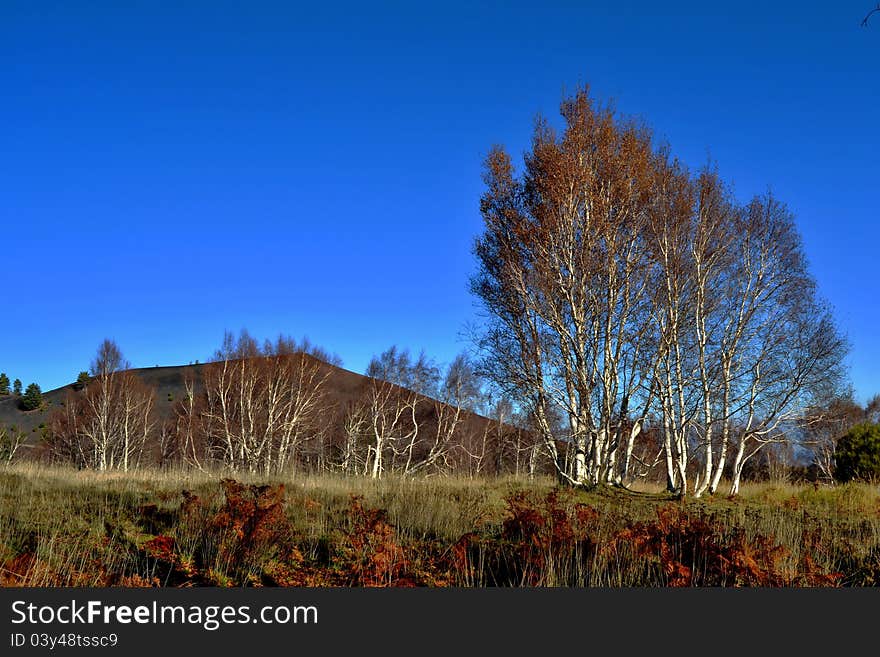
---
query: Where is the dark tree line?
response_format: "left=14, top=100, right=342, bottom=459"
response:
left=0, top=371, right=42, bottom=411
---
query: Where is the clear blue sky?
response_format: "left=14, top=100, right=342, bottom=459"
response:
left=2, top=1, right=878, bottom=402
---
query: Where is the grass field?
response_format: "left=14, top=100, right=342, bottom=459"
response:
left=1, top=464, right=879, bottom=587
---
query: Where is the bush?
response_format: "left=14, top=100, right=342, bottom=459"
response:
left=20, top=383, right=43, bottom=412
left=835, top=423, right=880, bottom=483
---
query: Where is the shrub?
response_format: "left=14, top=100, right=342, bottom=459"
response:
left=835, top=423, right=880, bottom=483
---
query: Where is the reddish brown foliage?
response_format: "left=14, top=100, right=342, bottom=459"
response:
left=495, top=490, right=599, bottom=585
left=143, top=535, right=176, bottom=563
left=449, top=532, right=480, bottom=583
left=130, top=480, right=291, bottom=586
left=1, top=480, right=853, bottom=588
left=0, top=553, right=35, bottom=586
left=343, top=496, right=410, bottom=587
left=213, top=479, right=288, bottom=558
left=615, top=505, right=842, bottom=587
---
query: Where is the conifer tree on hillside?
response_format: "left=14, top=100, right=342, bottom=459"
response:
left=0, top=373, right=9, bottom=395
left=20, top=383, right=43, bottom=411
left=75, top=371, right=91, bottom=390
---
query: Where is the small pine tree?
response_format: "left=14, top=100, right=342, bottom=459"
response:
left=0, top=373, right=9, bottom=395
left=74, top=371, right=91, bottom=390
left=20, top=383, right=43, bottom=411
left=12, top=379, right=22, bottom=396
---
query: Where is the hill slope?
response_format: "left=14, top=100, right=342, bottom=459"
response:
left=0, top=356, right=506, bottom=460
left=0, top=365, right=200, bottom=437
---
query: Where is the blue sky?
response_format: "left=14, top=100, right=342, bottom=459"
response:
left=2, top=1, right=878, bottom=402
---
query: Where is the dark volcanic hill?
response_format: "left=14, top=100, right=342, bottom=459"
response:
left=0, top=356, right=511, bottom=463
left=0, top=365, right=202, bottom=437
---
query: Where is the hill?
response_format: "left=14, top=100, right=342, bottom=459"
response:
left=0, top=365, right=201, bottom=438
left=0, top=356, right=517, bottom=469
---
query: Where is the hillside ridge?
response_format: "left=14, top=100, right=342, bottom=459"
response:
left=0, top=354, right=499, bottom=448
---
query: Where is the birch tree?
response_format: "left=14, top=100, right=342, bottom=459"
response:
left=473, top=86, right=848, bottom=494
left=47, top=339, right=155, bottom=471
left=474, top=88, right=666, bottom=486
left=198, top=331, right=331, bottom=474
left=0, top=425, right=27, bottom=464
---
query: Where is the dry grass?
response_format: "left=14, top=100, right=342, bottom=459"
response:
left=1, top=463, right=878, bottom=587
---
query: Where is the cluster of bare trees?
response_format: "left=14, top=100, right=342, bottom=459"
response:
left=175, top=331, right=332, bottom=474
left=49, top=340, right=155, bottom=471
left=340, top=347, right=540, bottom=478
left=39, top=334, right=542, bottom=479
left=473, top=87, right=848, bottom=496
left=44, top=334, right=333, bottom=474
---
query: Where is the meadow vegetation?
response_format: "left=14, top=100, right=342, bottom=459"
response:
left=1, top=463, right=878, bottom=587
